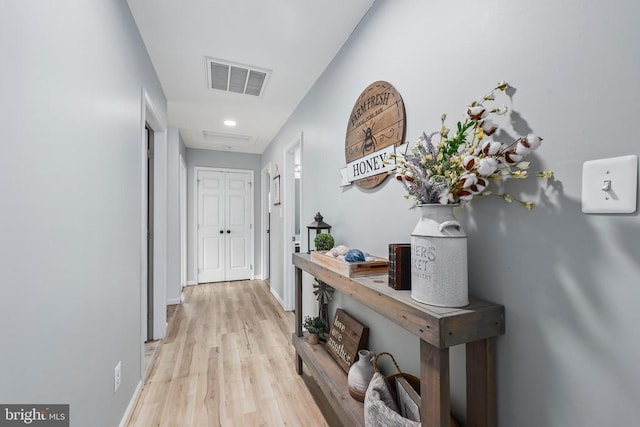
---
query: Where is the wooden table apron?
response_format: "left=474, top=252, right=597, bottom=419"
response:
left=292, top=253, right=505, bottom=427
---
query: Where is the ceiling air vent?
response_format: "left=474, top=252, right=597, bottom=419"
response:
left=202, top=130, right=257, bottom=146
left=206, top=58, right=270, bottom=96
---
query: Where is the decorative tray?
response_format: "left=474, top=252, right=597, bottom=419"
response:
left=310, top=251, right=388, bottom=277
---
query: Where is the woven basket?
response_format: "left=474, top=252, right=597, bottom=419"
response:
left=374, top=352, right=460, bottom=427
left=374, top=352, right=421, bottom=396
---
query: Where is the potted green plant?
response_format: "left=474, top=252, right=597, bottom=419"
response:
left=314, top=233, right=335, bottom=251
left=303, top=315, right=326, bottom=345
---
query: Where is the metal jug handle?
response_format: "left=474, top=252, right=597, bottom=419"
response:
left=439, top=220, right=461, bottom=233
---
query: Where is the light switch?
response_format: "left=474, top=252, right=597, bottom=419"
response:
left=581, top=155, right=638, bottom=214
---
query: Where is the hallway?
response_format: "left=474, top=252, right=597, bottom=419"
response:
left=128, top=281, right=329, bottom=426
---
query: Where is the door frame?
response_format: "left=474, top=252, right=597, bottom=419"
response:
left=282, top=132, right=303, bottom=311
left=261, top=162, right=273, bottom=282
left=180, top=155, right=187, bottom=289
left=146, top=123, right=154, bottom=341
left=194, top=166, right=255, bottom=283
left=139, top=89, right=167, bottom=379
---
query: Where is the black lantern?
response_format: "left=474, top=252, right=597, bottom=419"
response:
left=307, top=212, right=331, bottom=254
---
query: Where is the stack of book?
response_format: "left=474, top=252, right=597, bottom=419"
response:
left=388, top=243, right=411, bottom=290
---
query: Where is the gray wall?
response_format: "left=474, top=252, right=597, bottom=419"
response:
left=262, top=0, right=640, bottom=425
left=0, top=1, right=167, bottom=426
left=186, top=148, right=262, bottom=283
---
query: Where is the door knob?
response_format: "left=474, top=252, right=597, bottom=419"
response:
left=219, top=230, right=223, bottom=234
left=227, top=230, right=231, bottom=233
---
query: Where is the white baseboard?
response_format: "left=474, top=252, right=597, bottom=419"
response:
left=270, top=287, right=285, bottom=309
left=187, top=280, right=197, bottom=286
left=119, top=379, right=142, bottom=427
left=167, top=297, right=180, bottom=305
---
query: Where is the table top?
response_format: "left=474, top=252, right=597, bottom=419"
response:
left=293, top=252, right=505, bottom=348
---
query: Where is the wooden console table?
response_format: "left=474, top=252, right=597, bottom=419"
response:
left=292, top=253, right=505, bottom=427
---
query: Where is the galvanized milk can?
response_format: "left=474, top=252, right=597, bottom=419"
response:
left=410, top=204, right=469, bottom=307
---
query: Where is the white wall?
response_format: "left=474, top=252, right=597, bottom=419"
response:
left=0, top=2, right=166, bottom=426
left=185, top=148, right=262, bottom=283
left=262, top=0, right=640, bottom=425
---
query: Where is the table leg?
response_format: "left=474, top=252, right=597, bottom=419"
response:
left=466, top=338, right=497, bottom=427
left=295, top=265, right=303, bottom=375
left=295, top=266, right=303, bottom=337
left=420, top=339, right=450, bottom=427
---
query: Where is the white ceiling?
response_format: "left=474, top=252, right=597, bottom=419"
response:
left=127, top=0, right=375, bottom=154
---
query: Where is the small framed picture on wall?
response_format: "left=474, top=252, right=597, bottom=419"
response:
left=273, top=174, right=281, bottom=205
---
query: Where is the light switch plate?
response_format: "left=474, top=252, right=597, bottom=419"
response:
left=581, top=155, right=638, bottom=214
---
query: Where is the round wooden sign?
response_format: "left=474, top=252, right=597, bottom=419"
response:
left=345, top=81, right=406, bottom=189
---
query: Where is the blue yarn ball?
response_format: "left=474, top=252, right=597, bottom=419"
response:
left=345, top=249, right=366, bottom=262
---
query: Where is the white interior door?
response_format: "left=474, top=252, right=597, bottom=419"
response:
left=198, top=170, right=225, bottom=283
left=225, top=172, right=252, bottom=280
left=197, top=168, right=253, bottom=283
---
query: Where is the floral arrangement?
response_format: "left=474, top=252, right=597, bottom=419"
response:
left=390, top=81, right=553, bottom=209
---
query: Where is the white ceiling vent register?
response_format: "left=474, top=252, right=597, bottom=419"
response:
left=202, top=130, right=257, bottom=146
left=206, top=57, right=270, bottom=96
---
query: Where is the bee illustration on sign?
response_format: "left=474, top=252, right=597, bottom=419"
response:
left=362, top=122, right=377, bottom=155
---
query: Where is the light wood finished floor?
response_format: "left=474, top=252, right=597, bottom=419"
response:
left=128, top=280, right=331, bottom=427
left=144, top=340, right=160, bottom=381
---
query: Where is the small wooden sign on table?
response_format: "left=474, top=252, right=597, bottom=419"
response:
left=325, top=308, right=369, bottom=373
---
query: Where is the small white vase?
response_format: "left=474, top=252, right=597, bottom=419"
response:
left=347, top=349, right=375, bottom=401
left=411, top=204, right=469, bottom=307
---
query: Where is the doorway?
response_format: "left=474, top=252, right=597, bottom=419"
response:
left=282, top=133, right=302, bottom=311
left=196, top=167, right=254, bottom=283
left=261, top=163, right=272, bottom=284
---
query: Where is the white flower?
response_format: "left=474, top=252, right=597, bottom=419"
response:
left=465, top=176, right=488, bottom=194
left=504, top=151, right=523, bottom=165
left=438, top=189, right=455, bottom=205
left=515, top=134, right=543, bottom=156
left=481, top=140, right=501, bottom=156
left=467, top=105, right=488, bottom=120
left=460, top=173, right=478, bottom=189
left=524, top=134, right=543, bottom=150
left=473, top=177, right=488, bottom=193
left=481, top=119, right=498, bottom=136
left=477, top=157, right=498, bottom=176
left=463, top=155, right=477, bottom=170
left=515, top=141, right=531, bottom=156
